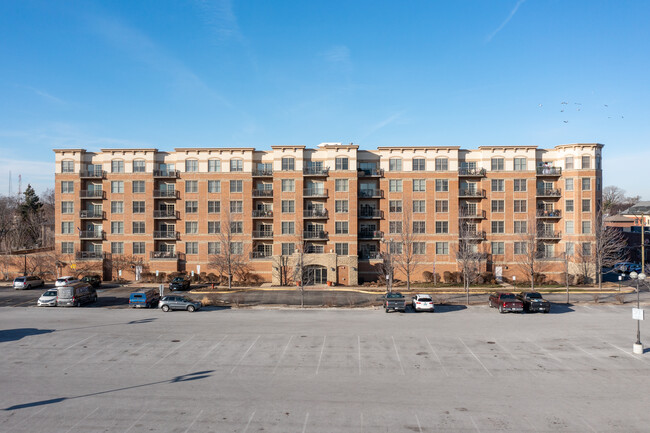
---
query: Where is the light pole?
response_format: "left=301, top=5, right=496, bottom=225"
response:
left=629, top=271, right=645, bottom=354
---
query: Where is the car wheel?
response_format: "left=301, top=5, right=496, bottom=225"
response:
left=187, top=305, right=195, bottom=312
left=162, top=305, right=170, bottom=312
left=26, top=284, right=31, bottom=290
left=93, top=296, right=97, bottom=303
left=385, top=308, right=389, bottom=313
left=499, top=305, right=504, bottom=314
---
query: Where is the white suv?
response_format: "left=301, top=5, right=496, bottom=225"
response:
left=412, top=294, right=435, bottom=312
left=55, top=276, right=79, bottom=287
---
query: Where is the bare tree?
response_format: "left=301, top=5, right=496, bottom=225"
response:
left=395, top=206, right=422, bottom=291
left=272, top=254, right=290, bottom=286
left=376, top=239, right=397, bottom=293
left=593, top=209, right=628, bottom=288
left=456, top=214, right=486, bottom=305
left=514, top=216, right=552, bottom=290
left=603, top=186, right=640, bottom=216
left=208, top=209, right=249, bottom=290
left=110, top=254, right=144, bottom=281
left=290, top=221, right=311, bottom=308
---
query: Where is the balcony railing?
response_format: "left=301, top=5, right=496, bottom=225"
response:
left=252, top=230, right=273, bottom=239
left=153, top=170, right=180, bottom=178
left=252, top=169, right=273, bottom=177
left=536, top=167, right=562, bottom=176
left=252, top=190, right=273, bottom=197
left=536, top=209, right=562, bottom=218
left=80, top=190, right=105, bottom=199
left=150, top=251, right=178, bottom=260
left=459, top=209, right=486, bottom=219
left=304, top=230, right=328, bottom=240
left=359, top=251, right=382, bottom=260
left=80, top=170, right=107, bottom=179
left=153, top=210, right=180, bottom=219
left=303, top=167, right=330, bottom=176
left=153, top=231, right=179, bottom=240
left=303, top=188, right=328, bottom=198
left=75, top=251, right=107, bottom=260
left=358, top=168, right=384, bottom=177
left=153, top=190, right=179, bottom=199
left=79, top=210, right=106, bottom=219
left=537, top=230, right=562, bottom=240
left=79, top=230, right=105, bottom=240
left=358, top=189, right=384, bottom=198
left=458, top=168, right=487, bottom=177
left=305, top=246, right=325, bottom=254
left=359, top=230, right=384, bottom=240
left=536, top=188, right=562, bottom=198
left=460, top=230, right=486, bottom=240
left=359, top=209, right=383, bottom=219
left=250, top=251, right=273, bottom=259
left=252, top=210, right=274, bottom=218
left=304, top=209, right=328, bottom=218
left=459, top=189, right=486, bottom=198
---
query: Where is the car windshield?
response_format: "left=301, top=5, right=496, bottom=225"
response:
left=500, top=294, right=515, bottom=299
left=386, top=293, right=403, bottom=298
left=43, top=291, right=57, bottom=296
left=528, top=293, right=542, bottom=299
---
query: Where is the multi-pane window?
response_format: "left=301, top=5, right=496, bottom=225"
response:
left=389, top=200, right=402, bottom=213
left=111, top=160, right=124, bottom=173
left=230, top=159, right=243, bottom=172
left=132, top=180, right=145, bottom=193
left=435, top=221, right=449, bottom=234
left=208, top=242, right=221, bottom=255
left=435, top=242, right=449, bottom=255
left=61, top=181, right=74, bottom=194
left=581, top=156, right=591, bottom=169
left=435, top=158, right=448, bottom=171
left=582, top=199, right=591, bottom=212
left=111, top=242, right=124, bottom=254
left=566, top=220, right=574, bottom=234
left=335, top=200, right=348, bottom=213
left=185, top=180, right=198, bottom=193
left=133, top=160, right=145, bottom=173
left=230, top=180, right=243, bottom=193
left=413, top=221, right=426, bottom=234
left=491, top=179, right=505, bottom=192
left=491, top=200, right=505, bottom=212
left=514, top=242, right=527, bottom=255
left=185, top=160, right=198, bottom=172
left=133, top=242, right=145, bottom=254
left=491, top=221, right=505, bottom=233
left=389, top=221, right=402, bottom=234
left=413, top=242, right=426, bottom=254
left=230, top=200, right=243, bottom=213
left=581, top=178, right=591, bottom=191
left=335, top=179, right=348, bottom=192
left=514, top=221, right=527, bottom=233
left=281, top=157, right=295, bottom=171
left=62, top=202, right=74, bottom=214
left=208, top=180, right=221, bottom=193
left=491, top=157, right=504, bottom=171
left=111, top=201, right=124, bottom=214
left=514, top=157, right=526, bottom=171
left=230, top=242, right=243, bottom=255
left=413, top=179, right=426, bottom=192
left=282, top=200, right=295, bottom=213
left=435, top=200, right=448, bottom=213
left=597, top=178, right=601, bottom=191
left=208, top=159, right=221, bottom=172
left=566, top=242, right=575, bottom=256
left=389, top=179, right=402, bottom=192
left=413, top=200, right=426, bottom=213
left=566, top=178, right=574, bottom=191
left=335, top=243, right=349, bottom=255
left=111, top=222, right=124, bottom=234
left=208, top=201, right=221, bottom=213
left=185, top=221, right=198, bottom=234
left=282, top=179, right=295, bottom=192
left=565, top=156, right=574, bottom=170
left=61, top=160, right=74, bottom=173
left=282, top=243, right=295, bottom=255
left=513, top=200, right=526, bottom=212
left=186, top=242, right=198, bottom=255
left=335, top=157, right=349, bottom=170
left=389, top=242, right=403, bottom=255
left=412, top=158, right=425, bottom=171
left=582, top=242, right=592, bottom=256
left=335, top=221, right=349, bottom=234
left=133, top=221, right=145, bottom=234
left=281, top=221, right=295, bottom=234
left=61, top=242, right=74, bottom=254
left=491, top=242, right=505, bottom=255
left=230, top=221, right=243, bottom=233
left=566, top=199, right=574, bottom=212
left=111, top=181, right=124, bottom=193
left=435, top=179, right=449, bottom=192
left=389, top=158, right=402, bottom=171
left=208, top=221, right=221, bottom=234
left=582, top=221, right=591, bottom=234
left=185, top=201, right=198, bottom=213
left=513, top=179, right=527, bottom=192
left=61, top=222, right=74, bottom=234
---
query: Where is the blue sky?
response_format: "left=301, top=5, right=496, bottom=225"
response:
left=1, top=0, right=649, bottom=198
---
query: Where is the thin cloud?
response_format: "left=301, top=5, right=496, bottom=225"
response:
left=485, top=0, right=526, bottom=43
left=193, top=0, right=243, bottom=43
left=322, top=45, right=351, bottom=64
left=360, top=111, right=404, bottom=140
left=19, top=85, right=66, bottom=105
left=0, top=158, right=54, bottom=196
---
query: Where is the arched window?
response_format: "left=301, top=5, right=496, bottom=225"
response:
left=389, top=158, right=402, bottom=171
left=412, top=157, right=426, bottom=171
left=185, top=159, right=198, bottom=172
left=132, top=159, right=146, bottom=173
left=208, top=159, right=221, bottom=172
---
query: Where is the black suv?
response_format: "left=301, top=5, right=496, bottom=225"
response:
left=169, top=276, right=191, bottom=291
left=82, top=274, right=102, bottom=289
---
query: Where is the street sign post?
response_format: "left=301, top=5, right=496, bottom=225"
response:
left=633, top=308, right=644, bottom=321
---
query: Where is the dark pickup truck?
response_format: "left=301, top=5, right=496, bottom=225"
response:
left=383, top=292, right=406, bottom=313
left=517, top=291, right=551, bottom=313
left=488, top=292, right=524, bottom=314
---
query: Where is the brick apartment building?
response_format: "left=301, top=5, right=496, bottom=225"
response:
left=54, top=143, right=603, bottom=285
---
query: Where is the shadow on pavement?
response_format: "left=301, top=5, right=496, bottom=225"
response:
left=93, top=296, right=128, bottom=308
left=0, top=328, right=54, bottom=343
left=434, top=305, right=468, bottom=314
left=547, top=303, right=575, bottom=314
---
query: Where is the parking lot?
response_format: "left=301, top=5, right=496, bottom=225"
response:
left=1, top=305, right=649, bottom=432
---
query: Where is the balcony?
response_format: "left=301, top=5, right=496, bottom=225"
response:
left=536, top=188, right=562, bottom=198
left=75, top=251, right=107, bottom=260
left=80, top=170, right=107, bottom=179
left=359, top=230, right=384, bottom=240
left=460, top=230, right=486, bottom=240
left=305, top=246, right=325, bottom=254
left=303, top=167, right=330, bottom=176
left=250, top=251, right=273, bottom=259
left=80, top=190, right=105, bottom=199
left=358, top=168, right=384, bottom=177
left=358, top=189, right=384, bottom=199
left=359, top=209, right=383, bottom=219
left=153, top=210, right=180, bottom=219
left=153, top=231, right=179, bottom=240
left=153, top=170, right=180, bottom=178
left=537, top=230, right=562, bottom=240
left=459, top=210, right=486, bottom=219
left=252, top=230, right=273, bottom=239
left=252, top=169, right=273, bottom=177
left=79, top=210, right=106, bottom=219
left=536, top=167, right=562, bottom=176
left=303, top=230, right=328, bottom=240
left=79, top=230, right=105, bottom=240
left=536, top=209, right=562, bottom=219
left=153, top=190, right=179, bottom=199
left=252, top=210, right=274, bottom=218
left=304, top=209, right=328, bottom=219
left=150, top=251, right=178, bottom=260
left=458, top=168, right=487, bottom=177
left=459, top=189, right=486, bottom=198
left=359, top=251, right=381, bottom=260
left=252, top=189, right=273, bottom=198
left=303, top=188, right=328, bottom=198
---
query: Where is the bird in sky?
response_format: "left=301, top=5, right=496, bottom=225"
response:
left=563, top=120, right=569, bottom=123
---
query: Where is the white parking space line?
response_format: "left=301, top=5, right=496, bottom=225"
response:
left=425, top=336, right=448, bottom=376
left=582, top=305, right=595, bottom=310
left=470, top=415, right=481, bottom=432
left=495, top=340, right=517, bottom=359
left=272, top=335, right=293, bottom=375
left=230, top=335, right=260, bottom=373
left=7, top=406, right=47, bottom=429
left=63, top=334, right=96, bottom=351
left=605, top=341, right=647, bottom=362
left=183, top=409, right=203, bottom=433
left=458, top=337, right=492, bottom=376
left=414, top=413, right=423, bottom=432
left=124, top=412, right=147, bottom=433
left=153, top=336, right=195, bottom=366
left=360, top=411, right=364, bottom=433
left=64, top=406, right=98, bottom=433
left=582, top=418, right=598, bottom=432
left=191, top=335, right=228, bottom=368
left=358, top=335, right=361, bottom=375
left=526, top=338, right=569, bottom=366
left=243, top=411, right=256, bottom=433
left=302, top=412, right=310, bottom=433
left=391, top=336, right=405, bottom=375
left=574, top=344, right=598, bottom=359
left=315, top=336, right=326, bottom=375
left=65, top=342, right=114, bottom=371
left=104, top=342, right=151, bottom=371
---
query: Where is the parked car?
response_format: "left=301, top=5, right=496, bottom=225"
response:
left=37, top=289, right=58, bottom=307
left=517, top=291, right=551, bottom=313
left=158, top=295, right=201, bottom=312
left=82, top=274, right=102, bottom=289
left=130, top=288, right=160, bottom=308
left=488, top=292, right=524, bottom=314
left=169, top=277, right=191, bottom=291
left=411, top=294, right=435, bottom=312
left=57, top=282, right=97, bottom=307
left=383, top=292, right=406, bottom=313
left=13, top=275, right=44, bottom=290
left=55, top=276, right=79, bottom=287
left=613, top=262, right=642, bottom=274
